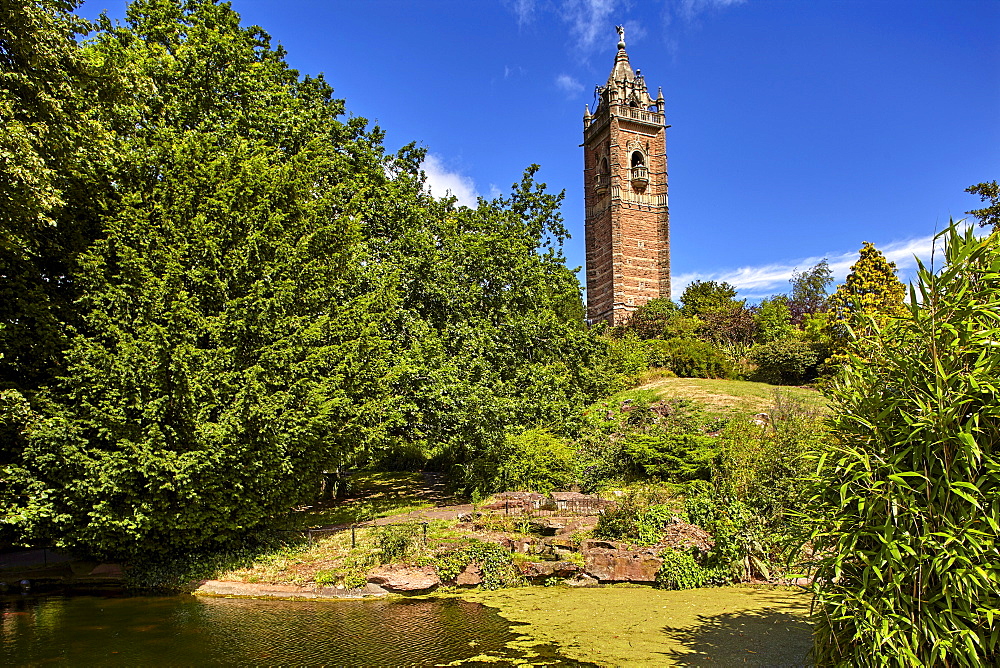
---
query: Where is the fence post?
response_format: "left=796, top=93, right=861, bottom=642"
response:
left=351, top=524, right=356, bottom=549
left=423, top=522, right=428, bottom=544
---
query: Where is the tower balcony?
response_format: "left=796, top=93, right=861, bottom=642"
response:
left=615, top=105, right=664, bottom=126
left=630, top=165, right=649, bottom=188
left=594, top=173, right=610, bottom=195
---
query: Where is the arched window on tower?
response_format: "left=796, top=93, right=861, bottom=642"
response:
left=595, top=156, right=610, bottom=195
left=630, top=151, right=648, bottom=189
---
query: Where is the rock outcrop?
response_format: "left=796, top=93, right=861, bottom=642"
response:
left=455, top=565, right=483, bottom=586
left=581, top=541, right=663, bottom=582
left=518, top=560, right=582, bottom=580
left=366, top=565, right=441, bottom=592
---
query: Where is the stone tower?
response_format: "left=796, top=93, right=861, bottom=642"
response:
left=583, top=26, right=670, bottom=325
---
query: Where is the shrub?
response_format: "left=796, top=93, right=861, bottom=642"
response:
left=621, top=433, right=716, bottom=482
left=594, top=489, right=680, bottom=545
left=749, top=339, right=826, bottom=384
left=714, top=397, right=827, bottom=519
left=574, top=397, right=722, bottom=488
left=372, top=522, right=424, bottom=564
left=655, top=549, right=708, bottom=590
left=649, top=338, right=734, bottom=379
left=465, top=428, right=576, bottom=495
left=432, top=540, right=525, bottom=590
left=682, top=485, right=770, bottom=584
left=604, top=333, right=651, bottom=384
left=802, top=224, right=1000, bottom=666
left=753, top=296, right=794, bottom=343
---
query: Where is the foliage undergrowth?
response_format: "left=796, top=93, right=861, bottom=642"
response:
left=799, top=224, right=1000, bottom=666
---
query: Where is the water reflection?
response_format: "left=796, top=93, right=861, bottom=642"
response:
left=1, top=593, right=581, bottom=666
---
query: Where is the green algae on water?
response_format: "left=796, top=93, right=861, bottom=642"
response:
left=459, top=585, right=813, bottom=667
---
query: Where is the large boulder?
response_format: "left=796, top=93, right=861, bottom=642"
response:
left=455, top=565, right=483, bottom=586
left=518, top=560, right=581, bottom=580
left=366, top=565, right=441, bottom=592
left=497, top=535, right=536, bottom=553
left=582, top=544, right=663, bottom=582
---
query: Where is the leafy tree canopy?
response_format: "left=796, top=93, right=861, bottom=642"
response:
left=614, top=297, right=681, bottom=340
left=965, top=180, right=1000, bottom=230
left=0, top=0, right=612, bottom=557
left=753, top=296, right=793, bottom=344
left=679, top=280, right=740, bottom=317
left=788, top=259, right=832, bottom=324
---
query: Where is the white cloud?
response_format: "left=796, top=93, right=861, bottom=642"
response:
left=488, top=183, right=504, bottom=199
left=555, top=73, right=585, bottom=95
left=561, top=0, right=623, bottom=53
left=508, top=0, right=746, bottom=56
left=422, top=154, right=479, bottom=208
left=678, top=0, right=747, bottom=22
left=669, top=230, right=965, bottom=301
left=511, top=0, right=537, bottom=27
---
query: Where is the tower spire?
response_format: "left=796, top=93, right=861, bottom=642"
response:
left=616, top=24, right=626, bottom=50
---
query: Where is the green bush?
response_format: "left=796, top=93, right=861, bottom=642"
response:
left=468, top=428, right=576, bottom=494
left=801, top=225, right=1000, bottom=666
left=655, top=549, right=708, bottom=590
left=749, top=339, right=827, bottom=384
left=648, top=338, right=734, bottom=379
left=574, top=397, right=723, bottom=488
left=682, top=485, right=770, bottom=584
left=621, top=433, right=716, bottom=482
left=594, top=489, right=680, bottom=545
left=372, top=522, right=424, bottom=564
left=753, top=296, right=794, bottom=343
left=604, top=333, right=651, bottom=385
left=714, top=396, right=827, bottom=519
left=432, top=540, right=525, bottom=590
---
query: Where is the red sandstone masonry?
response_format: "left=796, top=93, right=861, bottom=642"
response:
left=583, top=34, right=670, bottom=325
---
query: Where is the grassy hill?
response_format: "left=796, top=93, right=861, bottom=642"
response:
left=627, top=375, right=829, bottom=416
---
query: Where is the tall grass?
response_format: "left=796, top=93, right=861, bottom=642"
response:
left=803, top=224, right=999, bottom=666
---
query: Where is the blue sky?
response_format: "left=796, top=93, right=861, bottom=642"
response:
left=78, top=0, right=1000, bottom=300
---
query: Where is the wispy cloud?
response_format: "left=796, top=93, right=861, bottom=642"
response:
left=677, top=0, right=747, bottom=22
left=670, top=231, right=963, bottom=301
left=555, top=73, right=585, bottom=96
left=421, top=154, right=479, bottom=208
left=510, top=0, right=537, bottom=27
left=509, top=0, right=747, bottom=56
left=561, top=0, right=623, bottom=53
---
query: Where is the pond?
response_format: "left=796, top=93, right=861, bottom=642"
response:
left=1, top=592, right=585, bottom=666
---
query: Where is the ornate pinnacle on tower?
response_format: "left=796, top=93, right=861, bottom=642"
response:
left=616, top=24, right=626, bottom=49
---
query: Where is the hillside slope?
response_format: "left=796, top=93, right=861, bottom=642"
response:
left=634, top=376, right=829, bottom=415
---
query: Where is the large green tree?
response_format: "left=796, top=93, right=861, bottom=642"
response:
left=0, top=0, right=106, bottom=393
left=679, top=279, right=739, bottom=317
left=1, top=0, right=610, bottom=556
left=3, top=0, right=397, bottom=556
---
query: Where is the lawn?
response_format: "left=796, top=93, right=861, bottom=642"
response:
left=629, top=376, right=829, bottom=416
